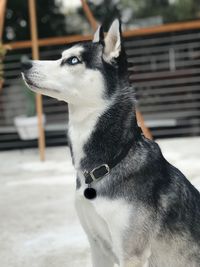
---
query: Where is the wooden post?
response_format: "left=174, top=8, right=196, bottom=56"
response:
left=136, top=110, right=153, bottom=140
left=28, top=0, right=45, bottom=160
left=0, top=0, right=6, bottom=39
left=0, top=0, right=7, bottom=92
left=80, top=0, right=97, bottom=31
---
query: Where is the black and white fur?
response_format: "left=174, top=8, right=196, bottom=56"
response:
left=22, top=20, right=200, bottom=267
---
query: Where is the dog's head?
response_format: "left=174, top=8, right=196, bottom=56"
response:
left=22, top=19, right=128, bottom=105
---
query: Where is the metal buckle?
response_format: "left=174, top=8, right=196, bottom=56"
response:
left=90, top=164, right=110, bottom=181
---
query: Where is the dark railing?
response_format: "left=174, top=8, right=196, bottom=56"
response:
left=126, top=28, right=200, bottom=138
left=1, top=21, right=200, bottom=149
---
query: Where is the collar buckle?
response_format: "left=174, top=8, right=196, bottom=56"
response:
left=84, top=164, right=110, bottom=184
left=91, top=164, right=110, bottom=181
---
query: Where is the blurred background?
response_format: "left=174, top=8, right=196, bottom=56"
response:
left=1, top=0, right=200, bottom=149
left=0, top=1, right=200, bottom=267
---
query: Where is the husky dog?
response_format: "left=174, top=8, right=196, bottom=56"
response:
left=22, top=20, right=200, bottom=267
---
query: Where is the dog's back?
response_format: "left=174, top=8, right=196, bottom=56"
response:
left=125, top=138, right=200, bottom=266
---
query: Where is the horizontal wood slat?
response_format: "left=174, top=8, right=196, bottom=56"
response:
left=140, top=102, right=200, bottom=112
left=126, top=41, right=200, bottom=56
left=132, top=76, right=200, bottom=87
left=130, top=68, right=200, bottom=81
left=138, top=85, right=200, bottom=95
left=125, top=31, right=200, bottom=48
left=139, top=94, right=200, bottom=104
left=128, top=59, right=200, bottom=73
left=123, top=20, right=200, bottom=37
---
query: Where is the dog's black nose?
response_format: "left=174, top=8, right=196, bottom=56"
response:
left=21, top=61, right=33, bottom=72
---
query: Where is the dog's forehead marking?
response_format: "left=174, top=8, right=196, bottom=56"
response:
left=62, top=45, right=84, bottom=58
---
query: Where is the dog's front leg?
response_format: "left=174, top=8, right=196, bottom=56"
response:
left=75, top=195, right=115, bottom=267
left=120, top=258, right=149, bottom=267
left=89, top=237, right=115, bottom=267
left=119, top=248, right=150, bottom=267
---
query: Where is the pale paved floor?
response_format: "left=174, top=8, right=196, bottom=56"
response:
left=0, top=137, right=200, bottom=267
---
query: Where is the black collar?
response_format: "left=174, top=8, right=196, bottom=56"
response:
left=83, top=133, right=138, bottom=185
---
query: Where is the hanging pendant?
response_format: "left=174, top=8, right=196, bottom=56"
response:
left=84, top=186, right=97, bottom=200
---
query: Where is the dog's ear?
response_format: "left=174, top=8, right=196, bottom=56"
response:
left=103, top=19, right=121, bottom=62
left=93, top=25, right=104, bottom=44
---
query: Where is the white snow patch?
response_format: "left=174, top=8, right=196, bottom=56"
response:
left=6, top=175, right=75, bottom=187
left=20, top=160, right=73, bottom=172
left=24, top=225, right=89, bottom=251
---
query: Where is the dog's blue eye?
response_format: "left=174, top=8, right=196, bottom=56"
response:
left=66, top=56, right=80, bottom=65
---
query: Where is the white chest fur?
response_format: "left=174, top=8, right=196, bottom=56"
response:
left=68, top=102, right=109, bottom=169
left=75, top=191, right=131, bottom=263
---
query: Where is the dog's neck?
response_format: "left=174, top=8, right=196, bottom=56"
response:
left=68, top=89, right=141, bottom=171
left=68, top=100, right=109, bottom=169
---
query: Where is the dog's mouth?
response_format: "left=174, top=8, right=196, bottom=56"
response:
left=21, top=73, right=60, bottom=94
left=21, top=73, right=41, bottom=91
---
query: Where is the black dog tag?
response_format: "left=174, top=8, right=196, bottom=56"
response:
left=84, top=187, right=97, bottom=199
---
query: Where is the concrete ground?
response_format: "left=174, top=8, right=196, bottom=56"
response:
left=0, top=137, right=200, bottom=267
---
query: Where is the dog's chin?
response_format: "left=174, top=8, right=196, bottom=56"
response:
left=25, top=82, right=39, bottom=93
left=21, top=73, right=40, bottom=93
